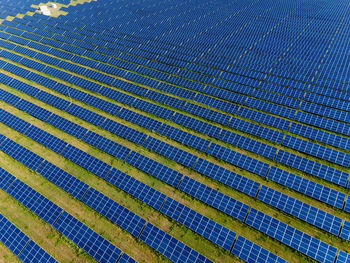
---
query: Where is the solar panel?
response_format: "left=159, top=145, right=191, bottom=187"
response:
left=37, top=160, right=89, bottom=200
left=46, top=114, right=88, bottom=139
left=0, top=138, right=44, bottom=171
left=19, top=240, right=58, bottom=263
left=245, top=208, right=338, bottom=263
left=118, top=108, right=162, bottom=132
left=53, top=211, right=122, bottom=263
left=82, top=188, right=146, bottom=237
left=290, top=122, right=350, bottom=151
left=24, top=125, right=68, bottom=154
left=82, top=131, right=131, bottom=161
left=0, top=213, right=29, bottom=256
left=0, top=109, right=31, bottom=134
left=207, top=143, right=270, bottom=177
left=143, top=137, right=198, bottom=168
left=267, top=166, right=346, bottom=209
left=139, top=223, right=213, bottom=263
left=283, top=135, right=350, bottom=167
left=7, top=180, right=63, bottom=225
left=127, top=151, right=183, bottom=187
left=179, top=176, right=249, bottom=222
left=172, top=112, right=221, bottom=138
left=161, top=197, right=236, bottom=250
left=101, top=118, right=147, bottom=145
left=158, top=123, right=210, bottom=152
left=194, top=158, right=260, bottom=197
left=232, top=235, right=287, bottom=263
left=339, top=220, right=350, bottom=241
left=276, top=150, right=349, bottom=187
left=118, top=252, right=138, bottom=263
left=257, top=185, right=342, bottom=235
left=336, top=251, right=350, bottom=263
left=61, top=144, right=112, bottom=178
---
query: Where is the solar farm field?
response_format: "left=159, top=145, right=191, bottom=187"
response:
left=0, top=0, right=349, bottom=262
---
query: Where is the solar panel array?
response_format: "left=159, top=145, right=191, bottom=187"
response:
left=0, top=210, right=57, bottom=263
left=0, top=0, right=350, bottom=262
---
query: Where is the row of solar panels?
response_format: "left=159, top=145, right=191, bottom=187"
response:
left=2, top=16, right=349, bottom=153
left=4, top=14, right=350, bottom=127
left=1, top=61, right=350, bottom=233
left=0, top=167, right=136, bottom=263
left=0, top=39, right=349, bottom=210
left=82, top=0, right=350, bottom=89
left=0, top=110, right=290, bottom=263
left=0, top=110, right=338, bottom=263
left=10, top=14, right=350, bottom=122
left=54, top=1, right=350, bottom=95
left=0, top=78, right=349, bottom=262
left=0, top=29, right=349, bottom=192
left=0, top=210, right=57, bottom=263
left=0, top=59, right=348, bottom=208
left=0, top=134, right=217, bottom=263
left=3, top=15, right=350, bottom=157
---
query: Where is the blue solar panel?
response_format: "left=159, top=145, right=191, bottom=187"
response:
left=0, top=109, right=31, bottom=134
left=237, top=107, right=291, bottom=130
left=207, top=143, right=270, bottom=177
left=218, top=129, right=278, bottom=159
left=257, top=185, right=342, bottom=235
left=228, top=117, right=285, bottom=144
left=106, top=168, right=167, bottom=210
left=139, top=223, right=213, bottom=263
left=101, top=118, right=147, bottom=145
left=82, top=131, right=131, bottom=161
left=16, top=99, right=52, bottom=122
left=345, top=199, right=350, bottom=213
left=179, top=176, right=249, bottom=221
left=46, top=114, right=88, bottom=139
left=0, top=213, right=29, bottom=256
left=0, top=88, right=21, bottom=106
left=127, top=151, right=183, bottom=187
left=295, top=111, right=350, bottom=137
left=7, top=180, right=63, bottom=225
left=61, top=144, right=112, bottom=178
left=143, top=137, right=198, bottom=168
left=267, top=166, right=346, bottom=209
left=339, top=220, right=350, bottom=241
left=82, top=188, right=146, bottom=237
left=82, top=94, right=121, bottom=116
left=19, top=240, right=58, bottom=263
left=194, top=158, right=260, bottom=197
left=35, top=91, right=71, bottom=111
left=232, top=235, right=287, bottom=263
left=0, top=167, right=16, bottom=191
left=133, top=98, right=174, bottom=120
left=157, top=124, right=210, bottom=152
left=183, top=102, right=231, bottom=125
left=118, top=108, right=162, bottom=132
left=283, top=135, right=350, bottom=167
left=276, top=150, right=349, bottom=187
left=118, top=252, right=138, bottom=263
left=161, top=197, right=236, bottom=250
left=54, top=211, right=122, bottom=263
left=0, top=138, right=44, bottom=171
left=37, top=161, right=89, bottom=200
left=245, top=208, right=338, bottom=263
left=336, top=251, right=350, bottom=263
left=290, top=122, right=350, bottom=151
left=66, top=104, right=106, bottom=127
left=172, top=112, right=221, bottom=138
left=24, top=125, right=68, bottom=154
